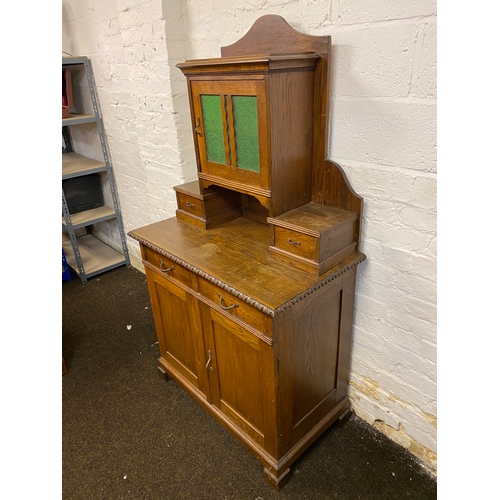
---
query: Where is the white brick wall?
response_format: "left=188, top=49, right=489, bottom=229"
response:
left=62, top=0, right=437, bottom=471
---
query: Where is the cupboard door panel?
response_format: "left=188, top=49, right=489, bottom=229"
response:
left=190, top=79, right=269, bottom=192
left=206, top=308, right=266, bottom=446
left=146, top=268, right=207, bottom=395
left=291, top=284, right=342, bottom=443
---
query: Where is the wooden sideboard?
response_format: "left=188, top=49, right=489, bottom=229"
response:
left=129, top=15, right=366, bottom=490
left=129, top=216, right=365, bottom=489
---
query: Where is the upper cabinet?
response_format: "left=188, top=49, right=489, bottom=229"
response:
left=177, top=54, right=320, bottom=217
left=173, top=15, right=364, bottom=276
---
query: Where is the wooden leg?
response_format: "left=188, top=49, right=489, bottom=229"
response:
left=335, top=408, right=352, bottom=428
left=263, top=466, right=291, bottom=491
left=157, top=365, right=171, bottom=382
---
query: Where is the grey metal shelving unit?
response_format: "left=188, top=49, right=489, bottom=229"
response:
left=62, top=56, right=130, bottom=283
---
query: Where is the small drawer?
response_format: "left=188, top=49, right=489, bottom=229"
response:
left=274, top=227, right=317, bottom=261
left=176, top=191, right=204, bottom=218
left=198, top=278, right=273, bottom=338
left=268, top=203, right=358, bottom=275
left=142, top=246, right=195, bottom=289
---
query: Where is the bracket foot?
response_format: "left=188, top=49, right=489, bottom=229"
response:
left=263, top=467, right=291, bottom=490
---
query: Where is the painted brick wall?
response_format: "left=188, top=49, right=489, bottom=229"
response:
left=62, top=0, right=437, bottom=472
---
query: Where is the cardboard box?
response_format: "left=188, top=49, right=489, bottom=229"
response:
left=62, top=68, right=73, bottom=118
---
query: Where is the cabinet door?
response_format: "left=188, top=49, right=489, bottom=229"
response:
left=200, top=304, right=276, bottom=452
left=145, top=267, right=209, bottom=398
left=287, top=280, right=344, bottom=446
left=190, top=79, right=270, bottom=194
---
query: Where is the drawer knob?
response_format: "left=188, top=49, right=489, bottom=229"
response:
left=159, top=259, right=174, bottom=273
left=287, top=239, right=301, bottom=246
left=218, top=293, right=239, bottom=311
left=186, top=202, right=195, bottom=208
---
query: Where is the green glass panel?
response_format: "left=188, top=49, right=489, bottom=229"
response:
left=232, top=96, right=260, bottom=173
left=201, top=95, right=226, bottom=164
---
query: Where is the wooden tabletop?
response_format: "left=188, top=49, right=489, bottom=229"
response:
left=129, top=216, right=365, bottom=312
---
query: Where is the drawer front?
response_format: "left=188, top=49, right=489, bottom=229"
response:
left=176, top=192, right=204, bottom=218
left=142, top=246, right=195, bottom=289
left=197, top=278, right=273, bottom=338
left=274, top=227, right=318, bottom=261
left=319, top=221, right=356, bottom=261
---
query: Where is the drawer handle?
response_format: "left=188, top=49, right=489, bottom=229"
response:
left=218, top=293, right=239, bottom=311
left=186, top=202, right=195, bottom=208
left=194, top=117, right=203, bottom=137
left=205, top=350, right=213, bottom=371
left=159, top=259, right=174, bottom=273
left=287, top=239, right=301, bottom=246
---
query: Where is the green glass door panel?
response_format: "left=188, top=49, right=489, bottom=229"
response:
left=201, top=95, right=226, bottom=165
left=232, top=96, right=260, bottom=173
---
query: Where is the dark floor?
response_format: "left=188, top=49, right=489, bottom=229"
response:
left=62, top=265, right=437, bottom=499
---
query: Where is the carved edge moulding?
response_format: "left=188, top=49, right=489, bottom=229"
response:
left=129, top=233, right=367, bottom=317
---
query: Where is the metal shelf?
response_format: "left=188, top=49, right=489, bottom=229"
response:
left=62, top=234, right=127, bottom=279
left=62, top=56, right=130, bottom=283
left=62, top=153, right=107, bottom=179
left=62, top=114, right=97, bottom=126
left=62, top=206, right=117, bottom=229
left=63, top=56, right=90, bottom=66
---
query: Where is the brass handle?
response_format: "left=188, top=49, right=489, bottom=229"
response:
left=287, top=239, right=301, bottom=246
left=194, top=117, right=202, bottom=137
left=159, top=259, right=174, bottom=273
left=205, top=350, right=213, bottom=371
left=186, top=202, right=195, bottom=208
left=218, top=293, right=239, bottom=311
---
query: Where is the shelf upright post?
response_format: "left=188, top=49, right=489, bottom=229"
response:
left=83, top=58, right=130, bottom=267
left=62, top=126, right=73, bottom=153
left=62, top=188, right=87, bottom=282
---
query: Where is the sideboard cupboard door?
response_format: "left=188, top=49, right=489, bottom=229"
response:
left=145, top=267, right=210, bottom=400
left=190, top=79, right=270, bottom=194
left=199, top=303, right=278, bottom=456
